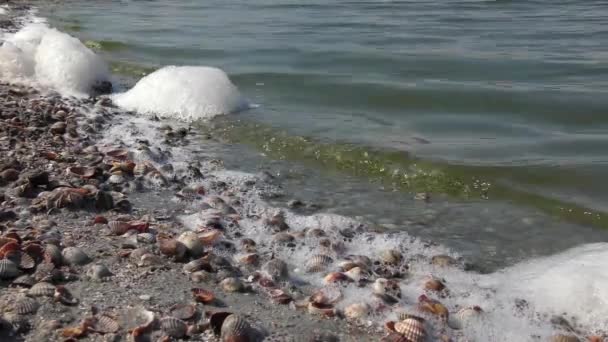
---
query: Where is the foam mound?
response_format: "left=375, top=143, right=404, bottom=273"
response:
left=0, top=23, right=109, bottom=96
left=112, top=66, right=248, bottom=121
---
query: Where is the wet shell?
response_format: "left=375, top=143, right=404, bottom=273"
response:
left=183, top=258, right=214, bottom=273
left=136, top=233, right=156, bottom=244
left=261, top=259, right=289, bottom=281
left=344, top=303, right=370, bottom=321
left=431, top=255, right=457, bottom=267
left=268, top=289, right=292, bottom=305
left=372, top=278, right=402, bottom=303
left=95, top=314, right=120, bottom=333
left=44, top=244, right=63, bottom=266
left=0, top=259, right=19, bottom=279
left=220, top=314, right=251, bottom=342
left=62, top=247, right=91, bottom=266
left=220, top=277, right=244, bottom=293
left=160, top=317, right=187, bottom=338
left=66, top=166, right=96, bottom=178
left=87, top=264, right=113, bottom=281
left=11, top=297, right=39, bottom=315
left=108, top=173, right=125, bottom=184
left=305, top=254, right=333, bottom=273
left=169, top=304, right=197, bottom=321
left=323, top=272, right=353, bottom=284
left=394, top=318, right=426, bottom=342
left=0, top=241, right=20, bottom=259
left=424, top=277, right=446, bottom=292
left=309, top=287, right=342, bottom=305
left=133, top=162, right=152, bottom=177
left=177, top=231, right=205, bottom=257
left=199, top=229, right=222, bottom=245
left=272, top=232, right=294, bottom=244
left=105, top=148, right=130, bottom=160
left=108, top=220, right=130, bottom=235
left=237, top=253, right=259, bottom=266
left=13, top=251, right=36, bottom=270
left=417, top=295, right=449, bottom=320
left=55, top=285, right=79, bottom=305
left=158, top=237, right=187, bottom=260
left=380, top=249, right=402, bottom=265
left=344, top=266, right=368, bottom=282
left=192, top=288, right=216, bottom=304
left=448, top=306, right=482, bottom=330
left=28, top=282, right=56, bottom=297
left=12, top=274, right=36, bottom=287
left=307, top=302, right=336, bottom=317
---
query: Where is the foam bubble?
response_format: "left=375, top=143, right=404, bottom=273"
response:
left=0, top=42, right=34, bottom=78
left=112, top=66, right=248, bottom=121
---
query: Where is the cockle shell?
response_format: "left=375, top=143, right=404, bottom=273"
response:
left=261, top=259, right=289, bottom=281
left=44, top=244, right=63, bottom=266
left=0, top=258, right=19, bottom=279
left=12, top=274, right=36, bottom=287
left=87, top=264, right=113, bottom=281
left=344, top=303, right=370, bottom=321
left=448, top=306, right=482, bottom=330
left=160, top=317, right=187, bottom=338
left=323, top=272, right=353, bottom=284
left=305, top=254, right=333, bottom=273
left=372, top=278, right=401, bottom=303
left=158, top=236, right=187, bottom=260
left=417, top=295, right=449, bottom=320
left=309, top=287, right=342, bottom=305
left=169, top=304, right=197, bottom=321
left=268, top=289, right=292, bottom=304
left=11, top=297, right=39, bottom=315
left=94, top=314, right=120, bottom=333
left=177, top=231, right=205, bottom=257
left=220, top=277, right=244, bottom=293
left=62, top=247, right=91, bottom=266
left=28, top=282, right=56, bottom=297
left=220, top=314, right=251, bottom=342
left=394, top=318, right=426, bottom=342
left=108, top=221, right=130, bottom=235
left=192, top=288, right=216, bottom=304
left=307, top=302, right=337, bottom=317
left=344, top=266, right=368, bottom=282
left=66, top=166, right=96, bottom=178
left=136, top=233, right=156, bottom=244
left=424, top=277, right=446, bottom=292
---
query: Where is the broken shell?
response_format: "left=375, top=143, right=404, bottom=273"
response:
left=28, top=282, right=56, bottom=297
left=94, top=314, right=120, bottom=333
left=372, top=278, right=402, bottom=304
left=268, top=289, right=292, bottom=304
left=344, top=303, right=370, bottom=321
left=62, top=246, right=91, bottom=266
left=0, top=258, right=19, bottom=279
left=11, top=297, right=39, bottom=315
left=323, top=272, right=353, bottom=284
left=54, top=285, right=79, bottom=305
left=12, top=274, right=36, bottom=287
left=170, top=304, right=197, bottom=321
left=177, top=231, right=205, bottom=257
left=307, top=302, right=337, bottom=317
left=160, top=317, right=187, bottom=338
left=310, top=287, right=342, bottom=305
left=220, top=277, right=244, bottom=293
left=380, top=249, right=402, bottom=265
left=108, top=220, right=130, bottom=235
left=158, top=236, right=187, bottom=260
left=305, top=254, right=333, bottom=273
left=137, top=253, right=162, bottom=267
left=87, top=264, right=113, bottom=281
left=261, top=259, right=289, bottom=281
left=192, top=288, right=216, bottom=304
left=220, top=314, right=251, bottom=342
left=424, top=277, right=446, bottom=292
left=394, top=318, right=426, bottom=342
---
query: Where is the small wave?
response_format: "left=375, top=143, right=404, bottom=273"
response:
left=84, top=39, right=129, bottom=52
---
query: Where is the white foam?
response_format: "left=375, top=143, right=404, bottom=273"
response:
left=0, top=23, right=109, bottom=97
left=112, top=66, right=248, bottom=121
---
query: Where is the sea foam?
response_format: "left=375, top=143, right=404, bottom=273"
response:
left=0, top=23, right=109, bottom=97
left=112, top=66, right=248, bottom=121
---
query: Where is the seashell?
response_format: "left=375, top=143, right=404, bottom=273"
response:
left=267, top=213, right=289, bottom=232
left=220, top=277, right=244, bottom=293
left=28, top=282, right=56, bottom=297
left=424, top=277, right=446, bottom=292
left=344, top=303, right=370, bottom=321
left=183, top=258, right=214, bottom=273
left=158, top=236, right=187, bottom=260
left=209, top=311, right=233, bottom=336
left=110, top=161, right=136, bottom=174
left=448, top=306, right=482, bottom=330
left=108, top=220, right=130, bottom=235
left=220, top=314, right=251, bottom=342
left=0, top=237, right=19, bottom=249
left=169, top=304, right=197, bottom=321
left=87, top=264, right=113, bottom=281
left=13, top=251, right=36, bottom=270
left=372, top=278, right=402, bottom=304
left=105, top=148, right=130, bottom=160
left=11, top=297, right=39, bottom=315
left=306, top=228, right=326, bottom=238
left=307, top=302, right=337, bottom=317
left=62, top=247, right=91, bottom=266
left=127, top=220, right=149, bottom=233
left=0, top=241, right=20, bottom=259
left=344, top=266, right=368, bottom=282
left=177, top=231, right=205, bottom=257
left=137, top=253, right=163, bottom=267
left=133, top=162, right=152, bottom=177
left=240, top=238, right=256, bottom=252
left=199, top=229, right=222, bottom=246
left=394, top=318, right=426, bottom=342
left=237, top=253, right=259, bottom=266
left=94, top=314, right=120, bottom=333
left=396, top=311, right=425, bottom=322
left=44, top=244, right=63, bottom=266
left=136, top=233, right=156, bottom=244
left=54, top=285, right=79, bottom=305
left=192, top=288, right=216, bottom=304
left=381, top=332, right=411, bottom=342
left=346, top=255, right=372, bottom=268
left=66, top=166, right=96, bottom=178
left=0, top=258, right=19, bottom=279
left=262, top=259, right=289, bottom=281
left=12, top=274, right=36, bottom=287
left=323, top=272, right=353, bottom=284
left=272, top=232, right=294, bottom=244
left=310, top=287, right=342, bottom=305
left=144, top=170, right=167, bottom=187
left=380, top=249, right=402, bottom=265
left=551, top=335, right=581, bottom=342
left=417, top=295, right=449, bottom=320
left=305, top=254, right=333, bottom=273
left=108, top=173, right=125, bottom=184
left=431, top=255, right=457, bottom=267
left=50, top=122, right=67, bottom=135
left=258, top=276, right=276, bottom=288
left=268, top=289, right=292, bottom=304
left=160, top=317, right=187, bottom=338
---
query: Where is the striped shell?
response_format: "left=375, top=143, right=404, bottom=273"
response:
left=0, top=259, right=19, bottom=279
left=95, top=314, right=120, bottom=333
left=305, top=254, right=333, bottom=273
left=44, top=244, right=63, bottom=266
left=136, top=233, right=156, bottom=244
left=160, top=317, right=187, bottom=338
left=394, top=318, right=426, bottom=342
left=62, top=247, right=91, bottom=266
left=12, top=297, right=39, bottom=315
left=28, top=282, right=56, bottom=297
left=108, top=221, right=130, bottom=235
left=169, top=304, right=196, bottom=321
left=262, top=259, right=289, bottom=281
left=87, top=264, right=113, bottom=281
left=12, top=274, right=36, bottom=287
left=177, top=231, right=205, bottom=257
left=17, top=252, right=36, bottom=270
left=220, top=314, right=251, bottom=342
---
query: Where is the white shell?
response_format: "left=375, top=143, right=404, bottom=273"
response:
left=344, top=303, right=370, bottom=320
left=177, top=231, right=205, bottom=257
left=62, top=247, right=91, bottom=266
left=394, top=318, right=426, bottom=342
left=305, top=254, right=333, bottom=273
left=220, top=277, right=244, bottom=293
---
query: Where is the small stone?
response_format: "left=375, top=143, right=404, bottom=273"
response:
left=139, top=294, right=151, bottom=301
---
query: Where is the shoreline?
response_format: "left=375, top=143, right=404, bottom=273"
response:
left=1, top=3, right=607, bottom=342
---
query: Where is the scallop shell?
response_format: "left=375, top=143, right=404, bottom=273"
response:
left=108, top=221, right=130, bottom=235
left=169, top=304, right=197, bottom=321
left=220, top=314, right=251, bottom=342
left=12, top=297, right=39, bottom=315
left=44, top=244, right=63, bottom=266
left=305, top=254, right=333, bottom=273
left=28, top=282, right=56, bottom=297
left=323, top=272, right=352, bottom=284
left=177, top=231, right=205, bottom=257
left=158, top=236, right=187, bottom=260
left=344, top=303, right=370, bottom=321
left=12, top=274, right=36, bottom=287
left=136, top=233, right=156, bottom=244
left=393, top=318, right=426, bottom=342
left=62, top=247, right=91, bottom=266
left=95, top=314, right=120, bottom=333
left=10, top=251, right=36, bottom=270
left=262, top=259, right=289, bottom=281
left=220, top=277, right=244, bottom=293
left=160, top=317, right=187, bottom=338
left=0, top=259, right=19, bottom=279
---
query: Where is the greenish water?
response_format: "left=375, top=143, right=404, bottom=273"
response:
left=40, top=0, right=608, bottom=268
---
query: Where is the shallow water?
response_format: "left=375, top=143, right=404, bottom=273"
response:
left=37, top=0, right=608, bottom=268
